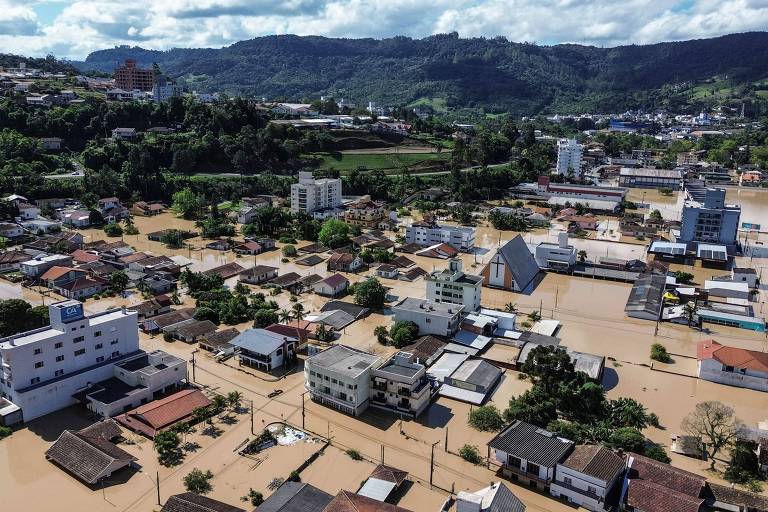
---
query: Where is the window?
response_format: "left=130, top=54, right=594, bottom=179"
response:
left=54, top=369, right=63, bottom=377
left=94, top=330, right=102, bottom=337
left=509, top=456, right=522, bottom=469
left=310, top=381, right=316, bottom=388
left=111, top=351, right=120, bottom=358
left=563, top=476, right=573, bottom=485
left=324, top=375, right=329, bottom=381
left=54, top=342, right=63, bottom=349
left=527, top=463, right=540, bottom=476
left=332, top=378, right=337, bottom=384
left=56, top=355, right=64, bottom=362
left=587, top=485, right=597, bottom=494
left=96, top=356, right=104, bottom=363
left=34, top=348, right=42, bottom=355
left=347, top=384, right=353, bottom=390
left=310, top=371, right=316, bottom=376
left=30, top=377, right=40, bottom=384
left=111, top=339, right=118, bottom=345
left=425, top=318, right=431, bottom=323
left=74, top=349, right=85, bottom=356
left=34, top=361, right=44, bottom=368
left=73, top=336, right=84, bottom=343
left=95, top=343, right=103, bottom=350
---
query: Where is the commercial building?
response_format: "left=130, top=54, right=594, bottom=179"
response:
left=550, top=445, right=625, bottom=511
left=304, top=345, right=380, bottom=416
left=481, top=235, right=540, bottom=292
left=618, top=168, right=683, bottom=188
left=20, top=253, right=73, bottom=278
left=534, top=233, right=577, bottom=270
left=114, top=59, right=154, bottom=91
left=370, top=352, right=431, bottom=417
left=697, top=339, right=768, bottom=392
left=0, top=301, right=141, bottom=423
left=537, top=176, right=626, bottom=207
left=404, top=221, right=476, bottom=252
left=392, top=297, right=464, bottom=337
left=152, top=74, right=180, bottom=103
left=425, top=258, right=483, bottom=312
left=624, top=273, right=666, bottom=321
left=556, top=138, right=584, bottom=177
left=290, top=172, right=342, bottom=214
left=679, top=185, right=740, bottom=248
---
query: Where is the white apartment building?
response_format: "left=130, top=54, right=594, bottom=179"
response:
left=370, top=352, right=431, bottom=418
left=0, top=301, right=142, bottom=423
left=550, top=445, right=625, bottom=511
left=290, top=172, right=342, bottom=214
left=304, top=344, right=380, bottom=416
left=426, top=258, right=483, bottom=312
left=392, top=297, right=464, bottom=337
left=405, top=221, right=476, bottom=252
left=556, top=138, right=583, bottom=177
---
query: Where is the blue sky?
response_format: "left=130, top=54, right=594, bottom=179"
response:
left=2, top=0, right=767, bottom=59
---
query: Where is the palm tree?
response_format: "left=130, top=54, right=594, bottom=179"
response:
left=211, top=395, right=228, bottom=414
left=528, top=310, right=541, bottom=322
left=504, top=302, right=517, bottom=313
left=177, top=422, right=195, bottom=445
left=577, top=250, right=588, bottom=263
left=227, top=391, right=243, bottom=412
left=290, top=304, right=306, bottom=363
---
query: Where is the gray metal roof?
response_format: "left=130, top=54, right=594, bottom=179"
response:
left=488, top=420, right=574, bottom=467
left=624, top=272, right=666, bottom=318
left=393, top=297, right=464, bottom=318
left=450, top=359, right=502, bottom=389
left=307, top=345, right=380, bottom=378
left=496, top=235, right=540, bottom=291
left=257, top=482, right=332, bottom=512
left=486, top=482, right=527, bottom=512
left=230, top=328, right=295, bottom=355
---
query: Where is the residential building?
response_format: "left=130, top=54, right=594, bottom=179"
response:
left=0, top=301, right=140, bottom=423
left=392, top=297, right=464, bottom=337
left=677, top=151, right=699, bottom=166
left=20, top=253, right=73, bottom=278
left=152, top=74, right=180, bottom=103
left=255, top=482, right=332, bottom=512
left=0, top=223, right=22, bottom=239
left=230, top=328, right=297, bottom=372
left=344, top=195, right=387, bottom=227
left=60, top=209, right=91, bottom=227
left=556, top=138, right=583, bottom=177
left=111, top=127, right=137, bottom=140
left=131, top=201, right=164, bottom=216
left=131, top=295, right=172, bottom=320
left=697, top=339, right=768, bottom=392
left=376, top=264, right=399, bottom=279
left=17, top=202, right=40, bottom=220
left=618, top=167, right=683, bottom=188
left=304, top=344, right=380, bottom=416
left=238, top=265, right=278, bottom=285
left=46, top=420, right=136, bottom=485
left=732, top=267, right=758, bottom=288
left=313, top=273, right=349, bottom=297
left=534, top=233, right=577, bottom=270
left=622, top=452, right=707, bottom=512
left=290, top=172, right=342, bottom=214
left=161, top=493, right=245, bottom=512
left=358, top=464, right=410, bottom=503
left=327, top=252, right=363, bottom=272
left=39, top=137, right=63, bottom=150
left=116, top=389, right=211, bottom=438
left=481, top=235, right=540, bottom=292
left=114, top=59, right=154, bottom=91
left=0, top=250, right=29, bottom=272
left=323, top=491, right=413, bottom=512
left=405, top=221, right=476, bottom=252
left=456, top=482, right=526, bottom=512
left=550, top=445, right=625, bottom=511
left=440, top=359, right=503, bottom=405
left=426, top=258, right=483, bottom=312
left=679, top=185, right=740, bottom=248
left=488, top=420, right=574, bottom=490
left=370, top=352, right=430, bottom=417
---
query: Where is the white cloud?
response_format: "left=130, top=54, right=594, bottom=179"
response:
left=2, top=0, right=767, bottom=58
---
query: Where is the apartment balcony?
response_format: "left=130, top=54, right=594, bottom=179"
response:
left=494, top=460, right=551, bottom=485
left=372, top=382, right=388, bottom=392
left=551, top=479, right=601, bottom=501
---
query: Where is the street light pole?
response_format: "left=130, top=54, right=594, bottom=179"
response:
left=429, top=440, right=440, bottom=488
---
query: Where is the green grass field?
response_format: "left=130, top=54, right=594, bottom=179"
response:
left=406, top=97, right=448, bottom=112
left=313, top=151, right=451, bottom=173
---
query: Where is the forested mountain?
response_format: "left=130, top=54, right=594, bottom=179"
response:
left=76, top=32, right=768, bottom=115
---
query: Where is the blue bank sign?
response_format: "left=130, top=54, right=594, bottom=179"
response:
left=61, top=303, right=84, bottom=323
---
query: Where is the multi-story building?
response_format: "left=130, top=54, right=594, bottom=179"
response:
left=0, top=301, right=142, bottom=423
left=534, top=233, right=577, bottom=270
left=392, top=297, right=464, bottom=337
left=344, top=195, right=386, bottom=227
left=152, top=74, right=180, bottom=103
left=549, top=445, right=625, bottom=511
left=114, top=59, right=154, bottom=91
left=405, top=221, right=476, bottom=252
left=426, top=258, right=482, bottom=312
left=370, top=352, right=430, bottom=418
left=556, top=138, right=583, bottom=177
left=290, top=172, right=342, bottom=214
left=618, top=167, right=683, bottom=188
left=230, top=329, right=297, bottom=372
left=679, top=185, right=740, bottom=248
left=304, top=345, right=380, bottom=416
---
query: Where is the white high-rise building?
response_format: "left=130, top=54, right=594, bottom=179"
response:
left=0, top=300, right=185, bottom=424
left=556, top=138, right=583, bottom=177
left=290, top=172, right=342, bottom=214
left=425, top=258, right=483, bottom=312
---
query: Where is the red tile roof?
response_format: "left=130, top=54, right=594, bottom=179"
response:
left=322, top=491, right=413, bottom=512
left=625, top=452, right=706, bottom=512
left=320, top=273, right=349, bottom=289
left=70, top=249, right=100, bottom=263
left=697, top=339, right=768, bottom=373
left=115, top=389, right=211, bottom=437
left=41, top=266, right=81, bottom=281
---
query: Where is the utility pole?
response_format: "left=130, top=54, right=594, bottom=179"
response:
left=156, top=471, right=161, bottom=505
left=250, top=399, right=254, bottom=435
left=429, top=440, right=440, bottom=488
left=444, top=427, right=448, bottom=452
left=301, top=392, right=306, bottom=429
left=191, top=350, right=197, bottom=383
left=381, top=444, right=384, bottom=465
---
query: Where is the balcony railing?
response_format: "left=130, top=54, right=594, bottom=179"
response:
left=499, top=463, right=551, bottom=484
left=551, top=479, right=601, bottom=501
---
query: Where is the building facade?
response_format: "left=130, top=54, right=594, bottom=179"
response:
left=0, top=301, right=141, bottom=423
left=425, top=258, right=482, bottom=311
left=549, top=445, right=625, bottom=511
left=370, top=352, right=430, bottom=418
left=679, top=186, right=740, bottom=247
left=535, top=233, right=577, bottom=270
left=392, top=298, right=464, bottom=337
left=304, top=345, right=380, bottom=416
left=556, top=138, right=583, bottom=177
left=114, top=59, right=154, bottom=91
left=697, top=339, right=768, bottom=392
left=404, top=222, right=476, bottom=252
left=344, top=195, right=386, bottom=227
left=290, top=172, right=342, bottom=214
